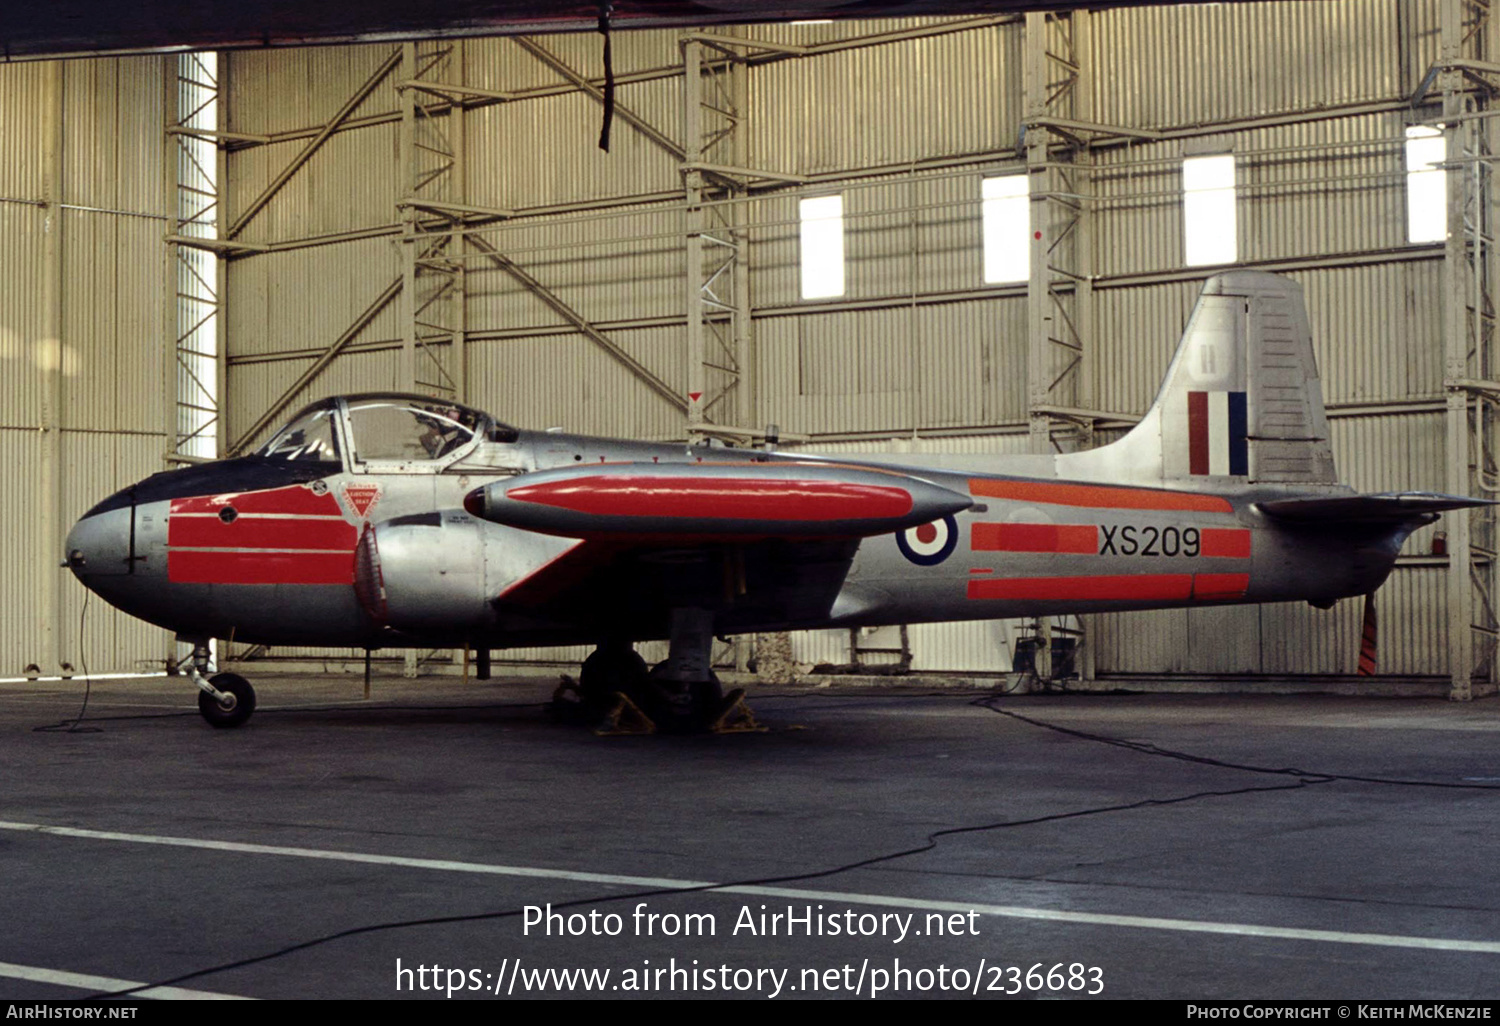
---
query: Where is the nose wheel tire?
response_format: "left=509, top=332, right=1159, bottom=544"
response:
left=198, top=672, right=256, bottom=729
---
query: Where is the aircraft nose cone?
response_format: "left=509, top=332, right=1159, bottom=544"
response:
left=64, top=507, right=133, bottom=578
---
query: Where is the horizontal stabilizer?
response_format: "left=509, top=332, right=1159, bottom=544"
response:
left=1256, top=491, right=1496, bottom=523
left=466, top=461, right=972, bottom=539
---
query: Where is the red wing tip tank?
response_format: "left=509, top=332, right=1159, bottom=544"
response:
left=463, top=462, right=974, bottom=539
left=62, top=270, right=1495, bottom=731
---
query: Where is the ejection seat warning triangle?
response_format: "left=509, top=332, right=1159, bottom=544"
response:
left=342, top=483, right=381, bottom=520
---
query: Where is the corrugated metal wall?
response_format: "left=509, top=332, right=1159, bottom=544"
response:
left=0, top=57, right=171, bottom=676
left=1080, top=0, right=1447, bottom=680
left=215, top=1, right=1459, bottom=683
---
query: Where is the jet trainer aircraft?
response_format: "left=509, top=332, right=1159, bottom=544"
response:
left=64, top=271, right=1487, bottom=728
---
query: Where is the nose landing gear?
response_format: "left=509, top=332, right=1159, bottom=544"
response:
left=186, top=642, right=257, bottom=728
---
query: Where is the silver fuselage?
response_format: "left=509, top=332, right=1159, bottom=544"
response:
left=64, top=429, right=1405, bottom=651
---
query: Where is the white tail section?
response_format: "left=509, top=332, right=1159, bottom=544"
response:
left=1064, top=270, right=1337, bottom=488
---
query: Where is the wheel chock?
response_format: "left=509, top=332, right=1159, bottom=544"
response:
left=593, top=691, right=657, bottom=736
left=552, top=675, right=581, bottom=703
left=709, top=688, right=768, bottom=734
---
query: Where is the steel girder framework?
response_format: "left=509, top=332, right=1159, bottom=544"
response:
left=163, top=53, right=224, bottom=466
left=1439, top=0, right=1500, bottom=699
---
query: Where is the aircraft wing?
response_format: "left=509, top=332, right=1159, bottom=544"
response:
left=1256, top=491, right=1497, bottom=523
left=467, top=461, right=972, bottom=633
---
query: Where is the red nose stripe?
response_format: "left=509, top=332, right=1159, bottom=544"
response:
left=506, top=477, right=914, bottom=521
left=968, top=479, right=1233, bottom=514
left=971, top=523, right=1098, bottom=553
left=168, top=550, right=355, bottom=585
left=171, top=485, right=342, bottom=516
left=168, top=516, right=356, bottom=551
left=167, top=486, right=356, bottom=583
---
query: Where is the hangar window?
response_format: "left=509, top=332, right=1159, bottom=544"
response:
left=799, top=195, right=845, bottom=299
left=982, top=173, right=1029, bottom=284
left=1406, top=125, right=1446, bottom=244
left=1182, top=154, right=1237, bottom=266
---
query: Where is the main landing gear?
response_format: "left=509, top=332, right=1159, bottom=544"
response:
left=186, top=641, right=257, bottom=728
left=568, top=611, right=761, bottom=734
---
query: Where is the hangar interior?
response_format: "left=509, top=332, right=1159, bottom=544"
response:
left=3, top=0, right=1498, bottom=698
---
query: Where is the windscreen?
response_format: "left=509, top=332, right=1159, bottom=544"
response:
left=256, top=407, right=341, bottom=462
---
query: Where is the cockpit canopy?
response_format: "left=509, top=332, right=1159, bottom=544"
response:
left=256, top=393, right=516, bottom=467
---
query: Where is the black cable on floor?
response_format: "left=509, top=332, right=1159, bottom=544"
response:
left=89, top=776, right=1320, bottom=999
left=974, top=696, right=1500, bottom=791
left=91, top=688, right=1500, bottom=997
left=34, top=590, right=101, bottom=734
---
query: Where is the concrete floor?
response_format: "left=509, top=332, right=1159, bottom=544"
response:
left=2, top=672, right=1499, bottom=1001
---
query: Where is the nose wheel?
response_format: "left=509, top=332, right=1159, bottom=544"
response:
left=197, top=672, right=257, bottom=729
left=184, top=642, right=257, bottom=728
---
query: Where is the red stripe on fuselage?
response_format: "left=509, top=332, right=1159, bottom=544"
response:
left=167, top=515, right=357, bottom=551
left=506, top=476, right=914, bottom=521
left=167, top=550, right=355, bottom=585
left=967, top=479, right=1233, bottom=513
left=966, top=571, right=1251, bottom=603
left=1200, top=528, right=1252, bottom=558
left=971, top=522, right=1098, bottom=553
left=967, top=574, right=1194, bottom=602
left=1193, top=573, right=1250, bottom=600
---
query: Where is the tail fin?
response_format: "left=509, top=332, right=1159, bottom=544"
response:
left=1067, top=271, right=1337, bottom=487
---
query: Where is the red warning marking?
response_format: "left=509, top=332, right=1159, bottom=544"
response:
left=968, top=479, right=1233, bottom=514
left=168, top=516, right=357, bottom=551
left=1192, top=573, right=1250, bottom=600
left=967, top=574, right=1194, bottom=602
left=507, top=476, right=914, bottom=522
left=971, top=522, right=1097, bottom=554
left=689, top=392, right=703, bottom=403
left=167, top=550, right=355, bottom=586
left=1200, top=528, right=1252, bottom=558
left=342, top=483, right=381, bottom=519
left=171, top=485, right=341, bottom=517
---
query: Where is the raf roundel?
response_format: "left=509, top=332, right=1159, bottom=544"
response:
left=896, top=514, right=958, bottom=566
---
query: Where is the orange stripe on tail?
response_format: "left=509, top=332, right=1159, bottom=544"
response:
left=969, top=479, right=1233, bottom=513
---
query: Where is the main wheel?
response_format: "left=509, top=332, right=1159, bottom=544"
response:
left=198, top=672, right=256, bottom=729
left=645, top=662, right=723, bottom=732
left=578, top=647, right=648, bottom=710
